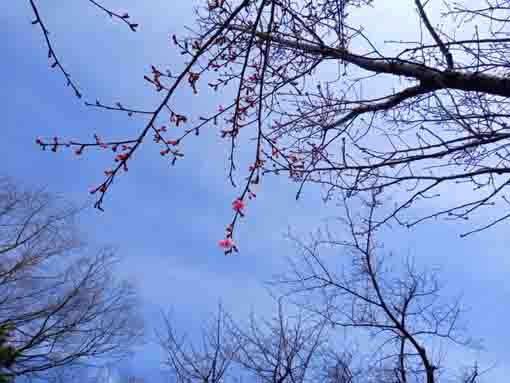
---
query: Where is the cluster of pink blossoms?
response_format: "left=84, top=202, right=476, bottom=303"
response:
left=218, top=238, right=234, bottom=250
left=231, top=198, right=245, bottom=214
left=218, top=198, right=246, bottom=253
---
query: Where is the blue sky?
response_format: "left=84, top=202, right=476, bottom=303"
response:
left=3, top=1, right=509, bottom=381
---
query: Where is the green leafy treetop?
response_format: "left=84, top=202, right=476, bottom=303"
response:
left=0, top=326, right=16, bottom=383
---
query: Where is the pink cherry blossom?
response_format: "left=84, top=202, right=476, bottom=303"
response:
left=232, top=198, right=245, bottom=213
left=218, top=238, right=234, bottom=250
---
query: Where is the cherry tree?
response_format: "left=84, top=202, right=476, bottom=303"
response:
left=29, top=0, right=510, bottom=250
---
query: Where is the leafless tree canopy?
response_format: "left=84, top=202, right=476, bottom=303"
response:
left=159, top=306, right=238, bottom=383
left=159, top=194, right=480, bottom=383
left=0, top=177, right=143, bottom=381
left=160, top=303, right=327, bottom=383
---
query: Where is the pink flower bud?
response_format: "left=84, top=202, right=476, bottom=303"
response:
left=115, top=153, right=129, bottom=162
left=218, top=238, right=234, bottom=250
left=232, top=198, right=245, bottom=213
